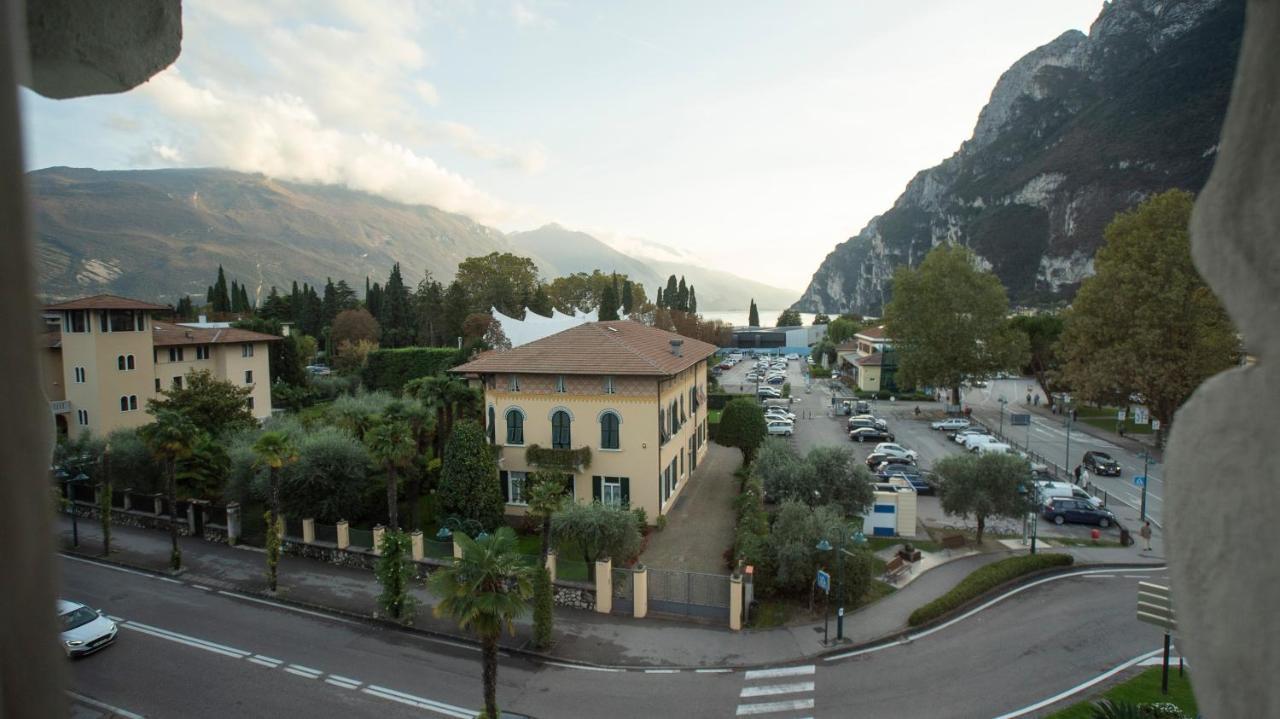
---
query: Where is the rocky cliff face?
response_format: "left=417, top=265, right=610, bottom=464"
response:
left=794, top=0, right=1243, bottom=315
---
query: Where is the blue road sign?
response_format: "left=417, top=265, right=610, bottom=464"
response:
left=1010, top=413, right=1031, bottom=426
left=816, top=570, right=831, bottom=594
left=1134, top=476, right=1147, bottom=487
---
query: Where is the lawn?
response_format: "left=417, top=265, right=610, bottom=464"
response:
left=1075, top=406, right=1154, bottom=435
left=708, top=409, right=722, bottom=424
left=1044, top=666, right=1196, bottom=718
left=746, top=579, right=896, bottom=629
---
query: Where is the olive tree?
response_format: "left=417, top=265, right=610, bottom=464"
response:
left=935, top=453, right=1036, bottom=543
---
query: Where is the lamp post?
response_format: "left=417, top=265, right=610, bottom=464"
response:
left=998, top=397, right=1008, bottom=439
left=1018, top=483, right=1038, bottom=555
left=55, top=467, right=91, bottom=548
left=1137, top=449, right=1156, bottom=522
left=816, top=538, right=832, bottom=645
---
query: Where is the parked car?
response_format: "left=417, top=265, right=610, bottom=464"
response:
left=976, top=442, right=1013, bottom=455
left=878, top=468, right=935, bottom=495
left=850, top=426, right=895, bottom=443
left=1037, top=481, right=1104, bottom=508
left=847, top=415, right=888, bottom=431
left=58, top=599, right=117, bottom=658
left=766, top=376, right=787, bottom=386
left=931, top=418, right=971, bottom=431
left=305, top=364, right=331, bottom=376
left=1083, top=451, right=1122, bottom=477
left=854, top=400, right=871, bottom=414
left=1041, top=498, right=1116, bottom=528
left=766, top=420, right=794, bottom=436
left=765, top=410, right=796, bottom=422
left=757, top=386, right=781, bottom=397
left=874, top=442, right=919, bottom=460
left=960, top=434, right=999, bottom=451
left=952, top=427, right=989, bottom=443
left=867, top=454, right=916, bottom=471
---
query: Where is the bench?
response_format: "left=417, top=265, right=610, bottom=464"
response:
left=882, top=556, right=910, bottom=583
left=941, top=533, right=967, bottom=554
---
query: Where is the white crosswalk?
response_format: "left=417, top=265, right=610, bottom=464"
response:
left=736, top=665, right=816, bottom=717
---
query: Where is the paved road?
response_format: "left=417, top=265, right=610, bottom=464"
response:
left=962, top=379, right=1165, bottom=527
left=64, top=551, right=1169, bottom=718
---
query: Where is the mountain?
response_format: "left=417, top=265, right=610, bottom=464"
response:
left=507, top=224, right=797, bottom=311
left=793, top=0, right=1244, bottom=315
left=31, top=167, right=511, bottom=303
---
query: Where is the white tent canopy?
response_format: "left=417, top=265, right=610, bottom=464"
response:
left=491, top=306, right=602, bottom=348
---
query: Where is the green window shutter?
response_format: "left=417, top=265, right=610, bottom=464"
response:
left=620, top=477, right=630, bottom=508
left=500, top=471, right=510, bottom=503
left=592, top=475, right=602, bottom=502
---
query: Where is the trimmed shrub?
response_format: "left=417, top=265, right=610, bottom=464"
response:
left=707, top=392, right=751, bottom=410
left=361, top=347, right=462, bottom=394
left=907, top=553, right=1074, bottom=626
left=532, top=567, right=554, bottom=649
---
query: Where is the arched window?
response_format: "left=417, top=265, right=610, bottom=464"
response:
left=126, top=355, right=135, bottom=370
left=551, top=410, right=571, bottom=449
left=119, top=396, right=129, bottom=412
left=487, top=406, right=496, bottom=444
left=117, top=355, right=126, bottom=371
left=600, top=412, right=620, bottom=450
left=506, top=409, right=525, bottom=445
left=129, top=395, right=138, bottom=410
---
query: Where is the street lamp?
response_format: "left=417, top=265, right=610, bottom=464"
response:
left=998, top=397, right=1008, bottom=439
left=1137, top=449, right=1157, bottom=522
left=816, top=538, right=832, bottom=645
left=55, top=467, right=91, bottom=548
left=1018, top=483, right=1039, bottom=555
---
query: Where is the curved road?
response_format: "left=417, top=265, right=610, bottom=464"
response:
left=64, top=556, right=1168, bottom=718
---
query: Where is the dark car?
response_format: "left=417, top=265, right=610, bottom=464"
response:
left=850, top=426, right=894, bottom=443
left=1083, top=451, right=1122, bottom=477
left=878, top=467, right=935, bottom=495
left=867, top=453, right=915, bottom=470
left=1042, top=498, right=1117, bottom=528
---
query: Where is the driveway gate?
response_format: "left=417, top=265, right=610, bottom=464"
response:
left=647, top=569, right=730, bottom=621
left=612, top=568, right=634, bottom=615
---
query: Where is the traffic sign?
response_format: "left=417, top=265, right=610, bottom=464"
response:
left=816, top=570, right=831, bottom=594
left=1134, top=476, right=1147, bottom=488
left=1151, top=420, right=1161, bottom=431
left=1137, top=582, right=1177, bottom=632
left=1010, top=413, right=1031, bottom=426
left=1117, top=410, right=1127, bottom=421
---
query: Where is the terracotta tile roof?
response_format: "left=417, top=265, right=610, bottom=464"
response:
left=44, top=294, right=169, bottom=311
left=855, top=325, right=889, bottom=340
left=855, top=353, right=885, bottom=367
left=40, top=331, right=62, bottom=349
left=835, top=341, right=858, bottom=352
left=151, top=321, right=281, bottom=347
left=451, top=320, right=718, bottom=376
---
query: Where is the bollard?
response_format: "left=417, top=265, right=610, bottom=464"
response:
left=302, top=518, right=315, bottom=544
left=730, top=573, right=744, bottom=631
left=633, top=565, right=648, bottom=619
left=226, top=502, right=241, bottom=546
left=411, top=530, right=424, bottom=561
left=336, top=520, right=350, bottom=550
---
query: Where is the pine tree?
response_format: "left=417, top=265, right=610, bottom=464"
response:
left=688, top=286, right=697, bottom=315
left=621, top=280, right=634, bottom=314
left=322, top=278, right=339, bottom=327
left=749, top=299, right=760, bottom=327
left=366, top=281, right=384, bottom=321
left=380, top=263, right=412, bottom=347
left=260, top=286, right=288, bottom=321
left=334, top=280, right=358, bottom=310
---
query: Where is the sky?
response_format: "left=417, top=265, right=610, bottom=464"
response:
left=21, top=0, right=1105, bottom=292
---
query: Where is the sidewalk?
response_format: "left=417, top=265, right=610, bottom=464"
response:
left=54, top=516, right=1162, bottom=669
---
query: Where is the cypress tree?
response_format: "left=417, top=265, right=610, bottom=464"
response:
left=688, top=286, right=697, bottom=315
left=322, top=278, right=339, bottom=327
left=599, top=283, right=620, bottom=321
left=656, top=287, right=664, bottom=308
left=206, top=285, right=215, bottom=307
left=213, top=266, right=231, bottom=313
left=665, top=275, right=678, bottom=307
left=676, top=276, right=688, bottom=312
left=621, top=280, right=634, bottom=314
left=749, top=299, right=760, bottom=327
left=230, top=280, right=241, bottom=313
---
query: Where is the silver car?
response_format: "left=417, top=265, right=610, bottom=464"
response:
left=59, top=599, right=117, bottom=658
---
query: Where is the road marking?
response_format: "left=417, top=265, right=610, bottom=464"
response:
left=106, top=614, right=124, bottom=622
left=696, top=668, right=733, bottom=673
left=325, top=677, right=360, bottom=689
left=157, top=577, right=183, bottom=584
left=645, top=669, right=679, bottom=673
left=990, top=648, right=1162, bottom=718
left=67, top=691, right=146, bottom=719
left=744, top=665, right=815, bottom=680
left=736, top=698, right=816, bottom=715
left=362, top=684, right=474, bottom=718
left=327, top=673, right=362, bottom=686
left=1083, top=574, right=1116, bottom=578
left=826, top=567, right=1165, bottom=661
left=121, top=620, right=250, bottom=659
left=543, top=660, right=623, bottom=672
left=285, top=667, right=321, bottom=679
left=248, top=656, right=279, bottom=668
left=61, top=554, right=156, bottom=579
left=214, top=590, right=361, bottom=626
left=740, top=681, right=815, bottom=698
left=191, top=584, right=212, bottom=591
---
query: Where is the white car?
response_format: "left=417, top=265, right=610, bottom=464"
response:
left=976, top=442, right=1012, bottom=455
left=874, top=442, right=918, bottom=461
left=59, top=599, right=117, bottom=658
left=765, top=409, right=796, bottom=421
left=757, top=387, right=782, bottom=398
left=962, top=434, right=1000, bottom=451
left=931, top=418, right=971, bottom=431
left=766, top=420, right=794, bottom=436
left=952, top=428, right=988, bottom=444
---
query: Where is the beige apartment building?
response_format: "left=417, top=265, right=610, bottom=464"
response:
left=451, top=320, right=717, bottom=521
left=41, top=295, right=279, bottom=438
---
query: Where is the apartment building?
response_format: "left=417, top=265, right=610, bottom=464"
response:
left=41, top=295, right=279, bottom=438
left=450, top=320, right=717, bottom=521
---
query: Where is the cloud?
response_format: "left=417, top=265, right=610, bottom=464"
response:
left=103, top=114, right=141, bottom=132
left=511, top=2, right=550, bottom=28
left=415, top=80, right=440, bottom=106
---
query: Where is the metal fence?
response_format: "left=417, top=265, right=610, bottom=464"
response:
left=285, top=518, right=305, bottom=540
left=206, top=505, right=228, bottom=527
left=424, top=538, right=453, bottom=560
left=315, top=523, right=338, bottom=544
left=348, top=527, right=374, bottom=549
left=612, top=568, right=634, bottom=615
left=647, top=568, right=730, bottom=620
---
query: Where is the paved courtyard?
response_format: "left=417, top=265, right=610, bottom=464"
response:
left=640, top=442, right=741, bottom=574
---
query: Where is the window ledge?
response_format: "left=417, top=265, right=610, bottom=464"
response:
left=598, top=448, right=623, bottom=453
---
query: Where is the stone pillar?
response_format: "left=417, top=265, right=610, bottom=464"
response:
left=545, top=550, right=557, bottom=581
left=152, top=493, right=163, bottom=516
left=594, top=558, right=613, bottom=614
left=371, top=525, right=385, bottom=555
left=336, top=520, right=350, bottom=550
left=729, top=573, right=744, bottom=631
left=226, top=502, right=241, bottom=546
left=452, top=537, right=464, bottom=559
left=302, top=518, right=315, bottom=544
left=121, top=488, right=133, bottom=512
left=633, top=565, right=648, bottom=619
left=411, top=530, right=424, bottom=561
left=186, top=502, right=196, bottom=534
left=276, top=514, right=286, bottom=540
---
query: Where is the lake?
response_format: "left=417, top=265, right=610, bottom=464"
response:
left=699, top=309, right=818, bottom=328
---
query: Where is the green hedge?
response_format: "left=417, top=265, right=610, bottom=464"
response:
left=361, top=347, right=462, bottom=393
left=708, top=392, right=751, bottom=410
left=907, top=553, right=1074, bottom=626
left=707, top=420, right=721, bottom=443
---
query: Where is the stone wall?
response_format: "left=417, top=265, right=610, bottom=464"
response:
left=552, top=581, right=595, bottom=611
left=69, top=503, right=191, bottom=536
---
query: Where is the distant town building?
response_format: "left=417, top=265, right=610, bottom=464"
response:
left=836, top=325, right=898, bottom=393
left=40, top=295, right=279, bottom=438
left=729, top=324, right=826, bottom=352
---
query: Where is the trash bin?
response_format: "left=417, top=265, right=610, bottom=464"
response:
left=1119, top=528, right=1133, bottom=547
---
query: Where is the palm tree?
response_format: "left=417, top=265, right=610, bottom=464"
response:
left=140, top=409, right=199, bottom=571
left=430, top=527, right=533, bottom=719
left=526, top=471, right=566, bottom=560
left=252, top=431, right=299, bottom=592
left=386, top=399, right=436, bottom=531
left=406, top=375, right=482, bottom=460
left=364, top=419, right=415, bottom=530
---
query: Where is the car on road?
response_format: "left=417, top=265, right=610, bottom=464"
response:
left=874, top=442, right=919, bottom=460
left=878, top=468, right=935, bottom=495
left=1041, top=498, right=1117, bottom=528
left=850, top=426, right=895, bottom=443
left=931, top=418, right=971, bottom=431
left=59, top=599, right=117, bottom=658
left=1083, top=451, right=1122, bottom=477
left=766, top=420, right=794, bottom=436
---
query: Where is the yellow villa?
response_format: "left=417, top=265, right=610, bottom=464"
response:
left=450, top=320, right=717, bottom=521
left=40, top=294, right=279, bottom=438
